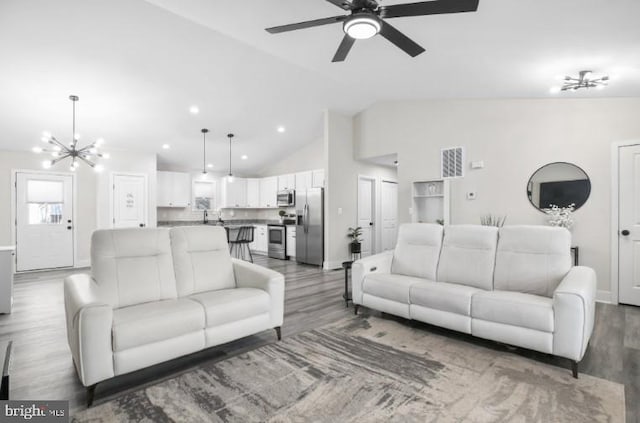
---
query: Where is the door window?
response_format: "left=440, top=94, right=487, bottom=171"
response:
left=26, top=179, right=64, bottom=224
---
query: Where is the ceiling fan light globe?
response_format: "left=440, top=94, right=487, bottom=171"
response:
left=344, top=16, right=380, bottom=39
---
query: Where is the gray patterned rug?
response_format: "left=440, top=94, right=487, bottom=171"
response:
left=73, top=315, right=625, bottom=422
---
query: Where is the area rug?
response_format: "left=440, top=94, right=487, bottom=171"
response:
left=73, top=315, right=625, bottom=422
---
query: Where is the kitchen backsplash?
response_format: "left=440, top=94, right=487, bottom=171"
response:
left=157, top=207, right=296, bottom=222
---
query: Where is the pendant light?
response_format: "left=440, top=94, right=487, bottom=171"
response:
left=201, top=128, right=209, bottom=175
left=227, top=133, right=234, bottom=182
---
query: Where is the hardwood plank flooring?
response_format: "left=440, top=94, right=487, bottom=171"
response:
left=1, top=256, right=639, bottom=422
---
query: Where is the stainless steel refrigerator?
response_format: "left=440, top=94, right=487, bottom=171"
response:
left=296, top=188, right=324, bottom=266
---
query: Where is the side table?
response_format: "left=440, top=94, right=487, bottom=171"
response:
left=342, top=261, right=353, bottom=307
left=1, top=340, right=12, bottom=400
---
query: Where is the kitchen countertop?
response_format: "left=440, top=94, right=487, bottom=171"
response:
left=158, top=219, right=296, bottom=227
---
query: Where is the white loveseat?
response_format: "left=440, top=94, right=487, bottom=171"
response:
left=352, top=223, right=596, bottom=377
left=64, top=226, right=284, bottom=404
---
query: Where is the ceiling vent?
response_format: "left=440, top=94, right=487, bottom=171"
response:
left=441, top=147, right=465, bottom=179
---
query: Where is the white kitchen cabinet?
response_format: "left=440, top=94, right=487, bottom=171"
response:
left=250, top=224, right=268, bottom=253
left=221, top=178, right=247, bottom=208
left=0, top=246, right=15, bottom=314
left=259, top=177, right=278, bottom=208
left=246, top=178, right=260, bottom=208
left=295, top=171, right=312, bottom=191
left=157, top=171, right=191, bottom=207
left=278, top=174, right=296, bottom=191
left=286, top=226, right=296, bottom=258
left=312, top=169, right=325, bottom=188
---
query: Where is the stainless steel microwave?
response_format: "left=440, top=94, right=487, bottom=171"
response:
left=277, top=190, right=295, bottom=207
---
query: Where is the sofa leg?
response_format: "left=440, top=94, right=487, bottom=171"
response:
left=354, top=305, right=360, bottom=315
left=571, top=361, right=579, bottom=379
left=86, top=384, right=97, bottom=407
left=275, top=326, right=282, bottom=341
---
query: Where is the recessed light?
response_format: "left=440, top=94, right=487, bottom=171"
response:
left=277, top=126, right=286, bottom=133
left=207, top=163, right=213, bottom=168
left=189, top=106, right=199, bottom=114
left=162, top=144, right=170, bottom=150
left=241, top=155, right=248, bottom=160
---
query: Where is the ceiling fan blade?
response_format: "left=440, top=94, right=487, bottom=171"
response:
left=266, top=15, right=347, bottom=34
left=325, top=0, right=353, bottom=10
left=332, top=35, right=356, bottom=62
left=379, top=0, right=479, bottom=19
left=378, top=20, right=425, bottom=57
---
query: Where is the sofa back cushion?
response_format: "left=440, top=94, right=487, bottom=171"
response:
left=437, top=225, right=498, bottom=290
left=170, top=226, right=236, bottom=296
left=91, top=228, right=178, bottom=308
left=494, top=225, right=571, bottom=297
left=391, top=223, right=443, bottom=280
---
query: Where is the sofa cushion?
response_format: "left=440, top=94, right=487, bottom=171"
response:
left=363, top=273, right=426, bottom=304
left=494, top=226, right=571, bottom=297
left=410, top=280, right=482, bottom=316
left=437, top=225, right=498, bottom=290
left=170, top=226, right=236, bottom=297
left=471, top=291, right=554, bottom=332
left=91, top=228, right=178, bottom=308
left=391, top=223, right=443, bottom=280
left=189, top=288, right=270, bottom=327
left=112, top=298, right=205, bottom=351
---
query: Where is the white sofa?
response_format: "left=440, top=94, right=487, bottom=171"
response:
left=352, top=223, right=596, bottom=377
left=64, top=226, right=284, bottom=404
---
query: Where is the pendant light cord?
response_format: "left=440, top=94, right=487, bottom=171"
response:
left=201, top=128, right=209, bottom=174
left=227, top=133, right=234, bottom=177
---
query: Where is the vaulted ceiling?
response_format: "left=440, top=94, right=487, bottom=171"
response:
left=1, top=0, right=638, bottom=173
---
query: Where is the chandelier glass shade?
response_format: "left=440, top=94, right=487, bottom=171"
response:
left=34, top=95, right=109, bottom=172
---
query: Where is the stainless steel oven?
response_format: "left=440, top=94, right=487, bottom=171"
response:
left=277, top=190, right=295, bottom=207
left=268, top=224, right=287, bottom=260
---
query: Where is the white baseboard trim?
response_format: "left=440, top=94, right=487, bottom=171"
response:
left=323, top=260, right=345, bottom=270
left=596, top=290, right=612, bottom=304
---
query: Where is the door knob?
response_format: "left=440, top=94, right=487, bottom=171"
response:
left=621, top=229, right=630, bottom=236
left=139, top=223, right=145, bottom=228
left=67, top=226, right=72, bottom=230
left=67, top=219, right=72, bottom=223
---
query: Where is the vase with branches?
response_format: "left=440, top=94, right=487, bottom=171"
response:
left=480, top=215, right=507, bottom=227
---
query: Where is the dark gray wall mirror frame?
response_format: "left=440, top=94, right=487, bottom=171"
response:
left=527, top=162, right=591, bottom=212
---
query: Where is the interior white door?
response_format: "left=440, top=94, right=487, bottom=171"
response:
left=619, top=144, right=640, bottom=306
left=15, top=172, right=74, bottom=271
left=357, top=177, right=375, bottom=257
left=381, top=181, right=398, bottom=251
left=112, top=174, right=147, bottom=228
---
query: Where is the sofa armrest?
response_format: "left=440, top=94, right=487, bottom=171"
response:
left=232, top=259, right=285, bottom=327
left=352, top=251, right=394, bottom=305
left=64, top=274, right=114, bottom=386
left=552, top=266, right=597, bottom=362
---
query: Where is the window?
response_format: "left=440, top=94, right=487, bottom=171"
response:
left=26, top=179, right=64, bottom=224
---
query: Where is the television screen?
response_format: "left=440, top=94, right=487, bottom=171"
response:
left=539, top=179, right=590, bottom=209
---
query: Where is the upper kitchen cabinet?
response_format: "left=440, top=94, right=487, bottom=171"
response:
left=295, top=171, right=312, bottom=191
left=192, top=179, right=216, bottom=211
left=259, top=177, right=278, bottom=208
left=312, top=169, right=325, bottom=188
left=277, top=174, right=296, bottom=191
left=221, top=177, right=247, bottom=208
left=246, top=178, right=260, bottom=208
left=157, top=171, right=191, bottom=207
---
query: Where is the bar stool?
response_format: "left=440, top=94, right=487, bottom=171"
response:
left=229, top=226, right=254, bottom=262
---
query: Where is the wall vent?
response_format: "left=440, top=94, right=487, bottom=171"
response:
left=441, top=146, right=465, bottom=179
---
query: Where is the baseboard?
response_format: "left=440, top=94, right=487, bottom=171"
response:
left=596, top=290, right=612, bottom=304
left=323, top=260, right=345, bottom=270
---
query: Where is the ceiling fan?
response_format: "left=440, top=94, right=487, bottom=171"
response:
left=265, top=0, right=479, bottom=62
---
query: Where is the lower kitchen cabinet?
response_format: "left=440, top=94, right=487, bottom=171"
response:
left=250, top=225, right=268, bottom=253
left=286, top=226, right=296, bottom=258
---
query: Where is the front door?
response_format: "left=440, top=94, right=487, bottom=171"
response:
left=619, top=144, right=640, bottom=306
left=357, top=177, right=375, bottom=257
left=112, top=174, right=147, bottom=228
left=381, top=180, right=398, bottom=251
left=15, top=172, right=74, bottom=271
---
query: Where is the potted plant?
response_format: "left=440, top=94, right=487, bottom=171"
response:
left=278, top=209, right=287, bottom=223
left=347, top=227, right=363, bottom=255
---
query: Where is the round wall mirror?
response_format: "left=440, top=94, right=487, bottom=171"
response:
left=527, top=162, right=591, bottom=211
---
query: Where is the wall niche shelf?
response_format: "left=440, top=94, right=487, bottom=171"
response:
left=412, top=180, right=450, bottom=224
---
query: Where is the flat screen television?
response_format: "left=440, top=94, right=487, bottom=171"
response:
left=539, top=179, right=590, bottom=209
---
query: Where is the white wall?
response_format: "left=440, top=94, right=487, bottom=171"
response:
left=0, top=150, right=96, bottom=266
left=324, top=110, right=398, bottom=269
left=354, top=98, right=640, bottom=298
left=259, top=137, right=324, bottom=177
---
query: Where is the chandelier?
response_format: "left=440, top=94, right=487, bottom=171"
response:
left=34, top=95, right=109, bottom=172
left=559, top=70, right=609, bottom=92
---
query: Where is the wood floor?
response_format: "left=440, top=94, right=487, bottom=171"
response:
left=1, top=256, right=639, bottom=422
